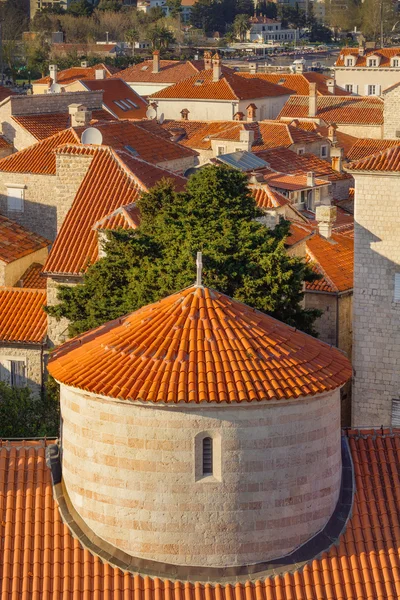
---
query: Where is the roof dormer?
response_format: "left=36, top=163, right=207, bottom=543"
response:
left=345, top=55, right=357, bottom=67
left=366, top=54, right=381, bottom=67
left=390, top=55, right=400, bottom=67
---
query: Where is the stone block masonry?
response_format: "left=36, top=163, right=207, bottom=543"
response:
left=9, top=91, right=103, bottom=116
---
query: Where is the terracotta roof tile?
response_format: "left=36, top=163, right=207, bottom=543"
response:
left=3, top=429, right=400, bottom=596
left=0, top=215, right=49, bottom=263
left=347, top=139, right=400, bottom=162
left=80, top=78, right=148, bottom=119
left=17, top=263, right=46, bottom=289
left=286, top=221, right=314, bottom=246
left=114, top=59, right=203, bottom=84
left=48, top=285, right=351, bottom=403
left=238, top=71, right=351, bottom=95
left=335, top=46, right=400, bottom=67
left=0, top=287, right=46, bottom=343
left=150, top=68, right=292, bottom=101
left=92, top=203, right=140, bottom=231
left=347, top=145, right=400, bottom=172
left=34, top=63, right=116, bottom=86
left=12, top=109, right=114, bottom=141
left=306, top=231, right=354, bottom=292
left=305, top=257, right=336, bottom=292
left=264, top=172, right=330, bottom=190
left=44, top=146, right=186, bottom=276
left=0, top=135, right=12, bottom=149
left=0, top=84, right=16, bottom=102
left=251, top=183, right=290, bottom=209
left=278, top=95, right=384, bottom=124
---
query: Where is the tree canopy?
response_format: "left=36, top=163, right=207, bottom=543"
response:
left=48, top=166, right=321, bottom=338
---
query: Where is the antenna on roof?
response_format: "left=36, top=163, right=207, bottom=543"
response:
left=195, top=251, right=203, bottom=287
left=146, top=106, right=157, bottom=120
left=81, top=127, right=103, bottom=145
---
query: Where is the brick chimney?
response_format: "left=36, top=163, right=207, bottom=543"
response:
left=316, top=204, right=337, bottom=239
left=309, top=82, right=317, bottom=118
left=212, top=52, right=222, bottom=82
left=204, top=51, right=212, bottom=70
left=233, top=111, right=245, bottom=121
left=331, top=146, right=343, bottom=172
left=247, top=103, right=257, bottom=122
left=152, top=50, right=160, bottom=74
left=49, top=64, right=58, bottom=84
left=69, top=103, right=92, bottom=128
left=95, top=69, right=106, bottom=80
left=180, top=108, right=190, bottom=120
left=307, top=171, right=315, bottom=187
left=327, top=77, right=335, bottom=94
left=328, top=123, right=337, bottom=143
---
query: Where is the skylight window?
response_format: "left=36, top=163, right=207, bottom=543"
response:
left=141, top=65, right=149, bottom=71
left=114, top=100, right=128, bottom=111
left=125, top=98, right=138, bottom=108
left=125, top=145, right=139, bottom=156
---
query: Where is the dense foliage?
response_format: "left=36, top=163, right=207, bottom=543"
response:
left=47, top=166, right=321, bottom=338
left=0, top=377, right=59, bottom=439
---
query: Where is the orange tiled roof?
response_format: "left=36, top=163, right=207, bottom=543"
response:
left=238, top=72, right=351, bottom=96
left=92, top=203, right=140, bottom=231
left=314, top=125, right=359, bottom=158
left=161, top=119, right=322, bottom=151
left=44, top=146, right=186, bottom=276
left=4, top=429, right=400, bottom=597
left=305, top=257, right=336, bottom=293
left=150, top=68, right=293, bottom=101
left=347, top=145, right=400, bottom=172
left=347, top=138, right=400, bottom=161
left=48, top=285, right=351, bottom=403
left=114, top=59, right=203, bottom=84
left=278, top=96, right=384, bottom=125
left=256, top=147, right=352, bottom=182
left=286, top=221, right=314, bottom=246
left=251, top=183, right=289, bottom=209
left=12, top=109, right=114, bottom=141
left=264, top=172, right=330, bottom=190
left=0, top=215, right=49, bottom=263
left=17, top=263, right=46, bottom=289
left=0, top=287, right=47, bottom=343
left=335, top=46, right=400, bottom=67
left=306, top=231, right=354, bottom=293
left=34, top=63, right=116, bottom=86
left=0, top=84, right=16, bottom=103
left=80, top=78, right=148, bottom=119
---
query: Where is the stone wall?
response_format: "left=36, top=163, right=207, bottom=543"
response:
left=352, top=172, right=400, bottom=426
left=336, top=124, right=383, bottom=139
left=158, top=155, right=197, bottom=175
left=60, top=385, right=342, bottom=568
left=383, top=84, right=400, bottom=139
left=55, top=152, right=94, bottom=230
left=304, top=291, right=337, bottom=346
left=46, top=275, right=82, bottom=347
left=0, top=344, right=44, bottom=396
left=9, top=91, right=103, bottom=116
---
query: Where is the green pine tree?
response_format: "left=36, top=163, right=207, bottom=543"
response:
left=47, top=166, right=321, bottom=338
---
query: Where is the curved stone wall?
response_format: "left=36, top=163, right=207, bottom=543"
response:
left=60, top=386, right=342, bottom=568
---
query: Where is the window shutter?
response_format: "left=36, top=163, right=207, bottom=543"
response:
left=364, top=84, right=369, bottom=95
left=353, top=84, right=358, bottom=94
left=0, top=360, right=11, bottom=385
left=376, top=84, right=381, bottom=96
left=392, top=399, right=400, bottom=426
left=7, top=187, right=24, bottom=212
left=11, top=361, right=26, bottom=387
left=394, top=274, right=400, bottom=302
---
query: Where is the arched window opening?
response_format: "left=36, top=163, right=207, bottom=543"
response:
left=202, top=437, right=213, bottom=476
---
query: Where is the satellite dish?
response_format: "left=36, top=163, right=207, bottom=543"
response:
left=49, top=83, right=62, bottom=94
left=81, top=127, right=103, bottom=145
left=146, top=106, right=157, bottom=120
left=158, top=112, right=165, bottom=124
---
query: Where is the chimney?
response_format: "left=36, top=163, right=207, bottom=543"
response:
left=331, top=146, right=343, bottom=172
left=307, top=171, right=315, bottom=187
left=249, top=62, right=258, bottom=74
left=233, top=111, right=245, bottom=121
left=309, top=83, right=317, bottom=118
left=358, top=39, right=365, bottom=56
left=239, top=129, right=255, bottom=151
left=212, top=52, right=222, bottom=82
left=204, top=51, right=212, bottom=70
left=81, top=60, right=89, bottom=68
left=152, top=50, right=160, bottom=74
left=49, top=64, right=58, bottom=84
left=315, top=204, right=337, bottom=239
left=180, top=108, right=190, bottom=120
left=327, top=78, right=335, bottom=94
left=69, top=103, right=92, bottom=128
left=95, top=68, right=107, bottom=80
left=246, top=103, right=257, bottom=122
left=327, top=123, right=337, bottom=143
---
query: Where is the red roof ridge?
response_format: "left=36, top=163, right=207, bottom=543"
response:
left=306, top=243, right=339, bottom=292
left=346, top=144, right=400, bottom=172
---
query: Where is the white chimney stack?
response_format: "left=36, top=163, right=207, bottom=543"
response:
left=212, top=52, right=222, bottom=82
left=81, top=60, right=89, bottom=68
left=331, top=146, right=343, bottom=172
left=239, top=129, right=255, bottom=151
left=316, top=205, right=337, bottom=239
left=327, top=78, right=335, bottom=94
left=95, top=69, right=107, bottom=80
left=309, top=82, right=317, bottom=118
left=307, top=171, right=315, bottom=187
left=49, top=64, right=58, bottom=84
left=69, top=103, right=92, bottom=128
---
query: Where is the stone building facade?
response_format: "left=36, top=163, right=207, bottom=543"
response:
left=383, top=82, right=400, bottom=139
left=349, top=152, right=400, bottom=426
left=0, top=344, right=44, bottom=397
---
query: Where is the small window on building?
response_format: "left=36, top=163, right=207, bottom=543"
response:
left=297, top=148, right=305, bottom=155
left=320, top=145, right=328, bottom=158
left=0, top=359, right=26, bottom=387
left=345, top=58, right=353, bottom=66
left=394, top=273, right=400, bottom=302
left=392, top=59, right=399, bottom=67
left=368, top=59, right=377, bottom=67
left=202, top=437, right=213, bottom=475
left=345, top=84, right=353, bottom=93
left=7, top=186, right=25, bottom=212
left=216, top=146, right=225, bottom=156
left=368, top=85, right=376, bottom=96
left=392, top=399, right=400, bottom=425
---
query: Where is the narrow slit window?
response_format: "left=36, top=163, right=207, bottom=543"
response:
left=202, top=437, right=213, bottom=475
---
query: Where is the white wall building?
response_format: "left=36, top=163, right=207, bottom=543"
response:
left=335, top=45, right=400, bottom=95
left=247, top=17, right=297, bottom=44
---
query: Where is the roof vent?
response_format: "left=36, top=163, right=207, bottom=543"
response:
left=81, top=127, right=103, bottom=145
left=141, top=65, right=149, bottom=71
left=194, top=79, right=204, bottom=86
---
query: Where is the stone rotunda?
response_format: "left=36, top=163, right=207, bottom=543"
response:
left=48, top=284, right=352, bottom=575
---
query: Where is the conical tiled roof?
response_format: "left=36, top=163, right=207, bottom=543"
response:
left=48, top=286, right=351, bottom=403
